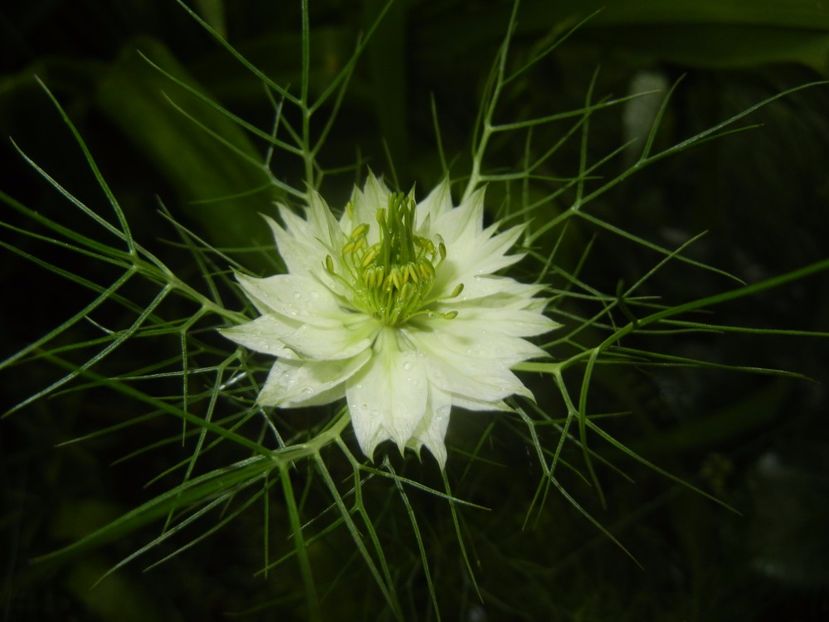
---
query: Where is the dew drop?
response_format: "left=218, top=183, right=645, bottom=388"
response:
left=402, top=360, right=413, bottom=371
left=293, top=292, right=302, bottom=300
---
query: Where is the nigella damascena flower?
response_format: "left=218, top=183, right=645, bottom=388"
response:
left=221, top=174, right=558, bottom=467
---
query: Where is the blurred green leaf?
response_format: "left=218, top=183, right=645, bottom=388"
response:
left=418, top=0, right=829, bottom=72
left=363, top=0, right=409, bottom=172
left=66, top=559, right=179, bottom=622
left=590, top=24, right=829, bottom=72
left=633, top=380, right=789, bottom=456
left=95, top=38, right=278, bottom=249
left=194, top=0, right=226, bottom=39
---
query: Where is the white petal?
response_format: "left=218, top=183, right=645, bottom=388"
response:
left=408, top=383, right=452, bottom=468
left=306, top=190, right=345, bottom=250
left=458, top=285, right=547, bottom=308
left=264, top=213, right=321, bottom=278
left=423, top=315, right=549, bottom=362
left=221, top=314, right=377, bottom=361
left=416, top=178, right=453, bottom=230
left=346, top=330, right=428, bottom=459
left=276, top=203, right=321, bottom=247
left=472, top=225, right=526, bottom=274
left=456, top=223, right=524, bottom=273
left=408, top=326, right=533, bottom=405
left=343, top=173, right=390, bottom=241
left=444, top=303, right=560, bottom=338
left=432, top=186, right=485, bottom=245
left=235, top=273, right=344, bottom=325
left=448, top=275, right=545, bottom=303
left=431, top=225, right=528, bottom=305
left=220, top=317, right=295, bottom=358
left=451, top=395, right=511, bottom=412
left=258, top=349, right=371, bottom=407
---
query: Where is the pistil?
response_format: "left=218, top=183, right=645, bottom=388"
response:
left=327, top=192, right=454, bottom=326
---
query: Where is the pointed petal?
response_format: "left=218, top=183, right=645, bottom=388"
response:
left=408, top=383, right=452, bottom=468
left=448, top=275, right=546, bottom=304
left=306, top=190, right=345, bottom=250
left=258, top=349, right=371, bottom=407
left=264, top=212, right=326, bottom=275
left=431, top=222, right=526, bottom=299
left=344, top=172, right=390, bottom=240
left=235, top=272, right=344, bottom=326
left=423, top=315, right=549, bottom=361
left=276, top=202, right=320, bottom=247
left=408, top=326, right=534, bottom=405
left=451, top=395, right=511, bottom=412
left=220, top=316, right=295, bottom=358
left=432, top=186, right=485, bottom=245
left=221, top=314, right=377, bottom=360
left=444, top=304, right=560, bottom=338
left=452, top=223, right=525, bottom=275
left=416, top=177, right=453, bottom=231
left=346, top=331, right=428, bottom=459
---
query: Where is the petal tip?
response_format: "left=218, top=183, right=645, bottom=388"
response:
left=423, top=440, right=447, bottom=470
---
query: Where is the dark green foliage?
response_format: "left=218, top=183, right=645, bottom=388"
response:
left=2, top=1, right=828, bottom=621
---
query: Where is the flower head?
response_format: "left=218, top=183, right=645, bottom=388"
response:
left=222, top=174, right=558, bottom=467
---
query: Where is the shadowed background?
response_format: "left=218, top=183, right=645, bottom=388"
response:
left=1, top=1, right=828, bottom=620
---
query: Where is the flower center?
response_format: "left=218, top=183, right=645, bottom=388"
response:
left=327, top=192, right=452, bottom=326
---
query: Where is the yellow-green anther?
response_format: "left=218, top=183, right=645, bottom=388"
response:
left=399, top=281, right=413, bottom=302
left=325, top=255, right=335, bottom=273
left=419, top=261, right=435, bottom=280
left=418, top=238, right=434, bottom=254
left=450, top=283, right=464, bottom=298
left=442, top=310, right=459, bottom=320
left=369, top=267, right=383, bottom=288
left=361, top=246, right=380, bottom=267
left=390, top=269, right=402, bottom=290
left=351, top=223, right=370, bottom=239
left=339, top=193, right=448, bottom=326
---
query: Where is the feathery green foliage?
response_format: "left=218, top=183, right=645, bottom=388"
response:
left=2, top=1, right=829, bottom=620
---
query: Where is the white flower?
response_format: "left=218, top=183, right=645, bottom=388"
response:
left=221, top=174, right=558, bottom=467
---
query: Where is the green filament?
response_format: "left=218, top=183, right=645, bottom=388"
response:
left=329, top=192, right=451, bottom=326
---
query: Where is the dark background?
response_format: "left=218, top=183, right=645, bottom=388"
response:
left=2, top=1, right=829, bottom=620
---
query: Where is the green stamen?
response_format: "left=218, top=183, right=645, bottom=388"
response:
left=332, top=192, right=455, bottom=326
